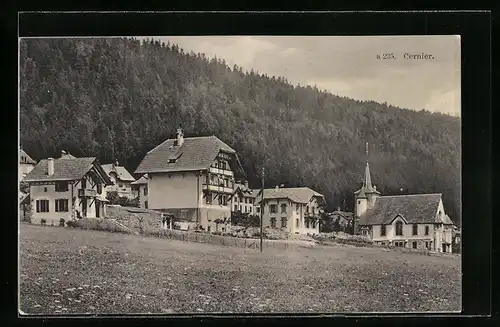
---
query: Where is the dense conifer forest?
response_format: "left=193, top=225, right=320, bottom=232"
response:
left=19, top=38, right=461, bottom=224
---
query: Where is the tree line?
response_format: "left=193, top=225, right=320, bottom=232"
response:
left=19, top=37, right=461, bottom=225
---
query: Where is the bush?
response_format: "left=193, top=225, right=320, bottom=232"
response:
left=106, top=191, right=120, bottom=204
left=59, top=218, right=65, bottom=227
left=66, top=220, right=78, bottom=228
left=41, top=219, right=46, bottom=226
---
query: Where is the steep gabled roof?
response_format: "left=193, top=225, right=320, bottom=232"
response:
left=358, top=193, right=446, bottom=225
left=101, top=164, right=136, bottom=182
left=255, top=187, right=324, bottom=205
left=24, top=157, right=112, bottom=185
left=20, top=148, right=37, bottom=165
left=134, top=135, right=243, bottom=176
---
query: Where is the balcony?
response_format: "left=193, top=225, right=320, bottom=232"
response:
left=203, top=183, right=234, bottom=194
left=209, top=167, right=234, bottom=177
left=78, top=188, right=97, bottom=198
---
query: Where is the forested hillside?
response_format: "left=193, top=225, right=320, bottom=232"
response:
left=19, top=38, right=461, bottom=224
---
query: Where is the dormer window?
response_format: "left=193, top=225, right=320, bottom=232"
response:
left=168, top=151, right=183, bottom=163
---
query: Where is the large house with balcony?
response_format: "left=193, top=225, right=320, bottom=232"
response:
left=255, top=186, right=326, bottom=235
left=23, top=155, right=112, bottom=226
left=354, top=160, right=456, bottom=253
left=134, top=129, right=246, bottom=231
left=19, top=148, right=37, bottom=181
left=101, top=161, right=137, bottom=199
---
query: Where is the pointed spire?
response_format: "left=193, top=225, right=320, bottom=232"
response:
left=364, top=162, right=373, bottom=189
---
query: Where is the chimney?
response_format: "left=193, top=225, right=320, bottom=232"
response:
left=115, top=159, right=119, bottom=167
left=47, top=158, right=54, bottom=176
left=176, top=128, right=184, bottom=147
left=244, top=180, right=249, bottom=188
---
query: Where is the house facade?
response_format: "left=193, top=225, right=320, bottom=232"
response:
left=134, top=129, right=246, bottom=231
left=255, top=186, right=325, bottom=235
left=131, top=175, right=149, bottom=209
left=23, top=156, right=112, bottom=226
left=328, top=209, right=354, bottom=232
left=101, top=162, right=136, bottom=199
left=19, top=148, right=37, bottom=181
left=230, top=180, right=257, bottom=215
left=354, top=161, right=455, bottom=253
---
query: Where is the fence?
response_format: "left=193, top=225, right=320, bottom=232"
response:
left=142, top=228, right=312, bottom=251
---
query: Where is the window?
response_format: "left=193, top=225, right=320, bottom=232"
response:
left=425, top=226, right=429, bottom=235
left=281, top=217, right=287, bottom=228
left=36, top=200, right=49, bottom=213
left=206, top=193, right=212, bottom=205
left=306, top=220, right=310, bottom=228
left=240, top=205, right=242, bottom=211
left=281, top=204, right=287, bottom=214
left=296, top=204, right=299, bottom=211
left=222, top=195, right=228, bottom=206
left=256, top=207, right=260, bottom=213
left=296, top=219, right=299, bottom=228
left=312, top=207, right=316, bottom=215
left=306, top=206, right=309, bottom=213
left=97, top=184, right=102, bottom=194
left=312, top=220, right=316, bottom=228
left=245, top=198, right=248, bottom=204
left=380, top=224, right=386, bottom=236
left=425, top=241, right=429, bottom=249
left=55, top=199, right=69, bottom=212
left=245, top=207, right=248, bottom=213
left=395, top=221, right=403, bottom=236
left=249, top=207, right=252, bottom=213
left=44, top=187, right=47, bottom=192
left=270, top=217, right=276, bottom=228
left=358, top=200, right=361, bottom=204
left=412, top=241, right=417, bottom=249
left=55, top=181, right=69, bottom=192
left=144, top=187, right=148, bottom=196
left=234, top=204, right=238, bottom=211
left=270, top=204, right=277, bottom=214
left=145, top=201, right=148, bottom=209
left=412, top=224, right=418, bottom=235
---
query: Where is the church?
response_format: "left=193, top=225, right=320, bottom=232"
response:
left=354, top=148, right=455, bottom=253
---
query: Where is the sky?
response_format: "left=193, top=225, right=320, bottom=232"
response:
left=145, top=35, right=461, bottom=117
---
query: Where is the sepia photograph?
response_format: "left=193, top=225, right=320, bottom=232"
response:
left=19, top=34, right=462, bottom=315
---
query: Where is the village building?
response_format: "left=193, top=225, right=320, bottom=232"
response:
left=354, top=160, right=455, bottom=253
left=131, top=174, right=149, bottom=209
left=19, top=148, right=37, bottom=181
left=255, top=186, right=325, bottom=235
left=23, top=155, right=112, bottom=226
left=230, top=180, right=257, bottom=215
left=134, top=129, right=246, bottom=231
left=328, top=208, right=354, bottom=232
left=101, top=161, right=136, bottom=199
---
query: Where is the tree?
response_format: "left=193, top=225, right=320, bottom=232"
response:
left=106, top=191, right=120, bottom=204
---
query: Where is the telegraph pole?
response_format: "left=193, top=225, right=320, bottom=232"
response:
left=260, top=167, right=264, bottom=253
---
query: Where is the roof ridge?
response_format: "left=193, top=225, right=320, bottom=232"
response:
left=380, top=193, right=442, bottom=198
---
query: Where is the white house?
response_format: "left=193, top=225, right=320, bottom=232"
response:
left=230, top=180, right=257, bottom=215
left=134, top=128, right=246, bottom=231
left=23, top=156, right=112, bottom=226
left=254, top=186, right=325, bottom=236
left=101, top=161, right=136, bottom=199
left=19, top=148, right=37, bottom=181
left=131, top=174, right=149, bottom=209
left=354, top=161, right=456, bottom=253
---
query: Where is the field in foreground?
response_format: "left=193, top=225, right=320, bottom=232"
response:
left=19, top=224, right=461, bottom=314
